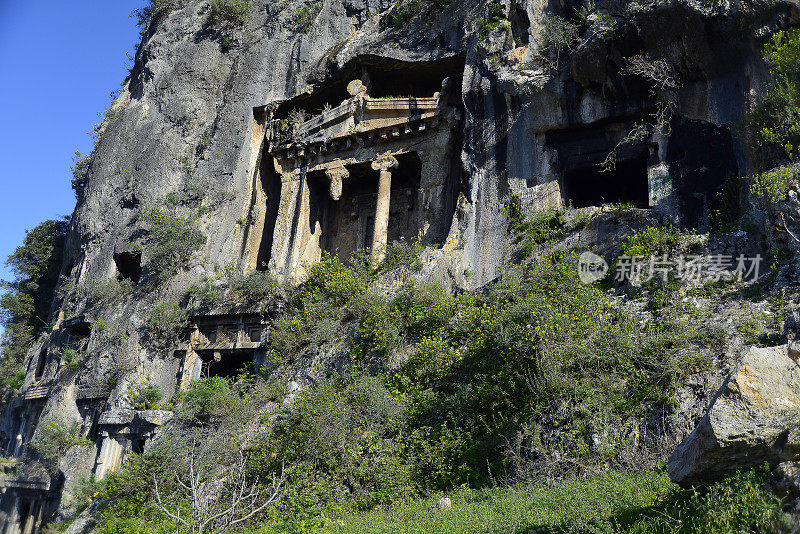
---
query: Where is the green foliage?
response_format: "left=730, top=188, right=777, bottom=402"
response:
left=393, top=254, right=703, bottom=489
left=0, top=218, right=68, bottom=397
left=379, top=240, right=424, bottom=272
left=92, top=455, right=174, bottom=534
left=618, top=226, right=697, bottom=310
left=248, top=375, right=412, bottom=518
left=30, top=419, right=93, bottom=473
left=142, top=202, right=206, bottom=281
left=507, top=199, right=568, bottom=257
left=621, top=225, right=686, bottom=258
left=210, top=0, right=250, bottom=25
left=130, top=0, right=183, bottom=37
left=478, top=0, right=505, bottom=41
left=325, top=466, right=787, bottom=534
left=188, top=277, right=224, bottom=308
left=71, top=151, right=92, bottom=200
left=390, top=0, right=451, bottom=27
left=294, top=1, right=322, bottom=33
left=231, top=270, right=279, bottom=304
left=61, top=348, right=88, bottom=371
left=749, top=165, right=797, bottom=203
left=145, top=302, right=187, bottom=346
left=172, top=375, right=245, bottom=422
left=621, top=465, right=787, bottom=533
left=746, top=28, right=800, bottom=166
left=539, top=13, right=580, bottom=58
left=86, top=277, right=134, bottom=308
left=268, top=253, right=373, bottom=359
left=129, top=380, right=162, bottom=410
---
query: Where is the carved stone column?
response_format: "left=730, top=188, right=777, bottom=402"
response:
left=370, top=155, right=399, bottom=262
left=324, top=165, right=349, bottom=201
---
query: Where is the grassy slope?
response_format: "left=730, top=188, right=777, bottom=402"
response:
left=324, top=470, right=673, bottom=534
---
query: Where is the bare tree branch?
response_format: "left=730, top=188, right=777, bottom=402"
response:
left=152, top=444, right=285, bottom=534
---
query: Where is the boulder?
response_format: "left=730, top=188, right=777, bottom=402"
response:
left=437, top=497, right=452, bottom=510
left=669, top=345, right=800, bottom=487
left=770, top=461, right=800, bottom=499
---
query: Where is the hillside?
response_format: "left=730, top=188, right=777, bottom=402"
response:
left=0, top=0, right=799, bottom=532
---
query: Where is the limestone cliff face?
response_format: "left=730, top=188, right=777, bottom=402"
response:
left=1, top=0, right=799, bottom=529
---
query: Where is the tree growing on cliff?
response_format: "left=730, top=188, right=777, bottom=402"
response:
left=0, top=218, right=68, bottom=396
left=142, top=202, right=206, bottom=281
left=747, top=27, right=800, bottom=168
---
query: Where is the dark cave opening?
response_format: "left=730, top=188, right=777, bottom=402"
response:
left=114, top=252, right=142, bottom=284
left=34, top=347, right=47, bottom=381
left=202, top=351, right=254, bottom=380
left=564, top=156, right=650, bottom=209
left=256, top=155, right=282, bottom=271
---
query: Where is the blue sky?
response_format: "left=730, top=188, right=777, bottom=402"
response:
left=0, top=0, right=143, bottom=286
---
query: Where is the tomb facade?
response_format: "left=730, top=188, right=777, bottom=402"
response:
left=243, top=78, right=462, bottom=279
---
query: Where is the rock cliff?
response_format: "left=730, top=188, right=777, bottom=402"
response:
left=2, top=0, right=800, bottom=531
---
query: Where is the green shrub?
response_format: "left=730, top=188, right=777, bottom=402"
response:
left=30, top=420, right=92, bottom=473
left=303, top=252, right=372, bottom=304
left=188, top=277, right=223, bottom=307
left=750, top=165, right=797, bottom=203
left=231, top=270, right=278, bottom=304
left=391, top=252, right=703, bottom=488
left=129, top=380, right=162, bottom=410
left=621, top=465, right=787, bottom=533
left=746, top=28, right=800, bottom=166
left=391, top=0, right=424, bottom=26
left=210, top=0, right=250, bottom=25
left=248, top=375, right=412, bottom=517
left=86, top=278, right=134, bottom=307
left=353, top=293, right=401, bottom=358
left=379, top=240, right=424, bottom=272
left=71, top=151, right=92, bottom=199
left=478, top=0, right=505, bottom=41
left=172, top=376, right=245, bottom=421
left=142, top=203, right=206, bottom=281
left=267, top=253, right=370, bottom=361
left=294, top=1, right=322, bottom=33
left=508, top=202, right=568, bottom=257
left=145, top=302, right=187, bottom=346
left=61, top=348, right=88, bottom=371
left=390, top=0, right=450, bottom=27
left=621, top=225, right=686, bottom=258
left=1, top=219, right=68, bottom=391
left=539, top=13, right=580, bottom=58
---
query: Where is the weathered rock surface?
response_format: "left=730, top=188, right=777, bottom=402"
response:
left=770, top=461, right=800, bottom=499
left=669, top=345, right=800, bottom=486
left=3, top=0, right=800, bottom=529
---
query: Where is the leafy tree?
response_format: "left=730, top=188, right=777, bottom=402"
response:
left=747, top=28, right=800, bottom=167
left=0, top=218, right=69, bottom=396
left=71, top=151, right=92, bottom=200
left=142, top=203, right=206, bottom=281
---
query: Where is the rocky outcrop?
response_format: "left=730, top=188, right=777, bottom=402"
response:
left=4, top=0, right=800, bottom=530
left=770, top=461, right=800, bottom=500
left=669, top=345, right=800, bottom=487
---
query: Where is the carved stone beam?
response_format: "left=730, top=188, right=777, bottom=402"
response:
left=324, top=165, right=349, bottom=201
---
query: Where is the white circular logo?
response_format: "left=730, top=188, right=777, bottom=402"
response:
left=578, top=251, right=608, bottom=284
